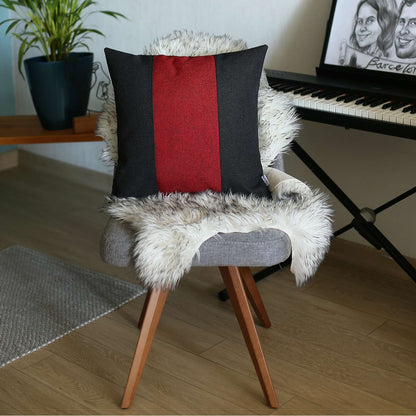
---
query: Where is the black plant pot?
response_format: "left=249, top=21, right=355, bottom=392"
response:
left=24, top=52, right=93, bottom=130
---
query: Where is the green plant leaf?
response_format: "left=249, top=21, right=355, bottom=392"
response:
left=0, top=18, right=15, bottom=27
left=0, top=0, right=17, bottom=12
left=0, top=0, right=126, bottom=64
left=16, top=37, right=29, bottom=77
left=99, top=10, right=127, bottom=19
left=76, top=27, right=104, bottom=37
left=6, top=20, right=21, bottom=35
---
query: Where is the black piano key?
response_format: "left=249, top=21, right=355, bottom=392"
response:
left=337, top=94, right=354, bottom=102
left=361, top=97, right=383, bottom=106
left=338, top=93, right=353, bottom=101
left=343, top=95, right=361, bottom=103
left=382, top=101, right=394, bottom=109
left=311, top=90, right=325, bottom=97
left=273, top=83, right=292, bottom=91
left=317, top=91, right=334, bottom=98
left=325, top=91, right=343, bottom=100
left=369, top=98, right=390, bottom=107
left=403, top=104, right=415, bottom=112
left=410, top=107, right=416, bottom=113
left=281, top=84, right=301, bottom=92
left=292, top=87, right=306, bottom=95
left=299, top=87, right=318, bottom=95
left=269, top=81, right=285, bottom=89
left=336, top=94, right=348, bottom=101
left=368, top=98, right=381, bottom=106
left=355, top=97, right=368, bottom=105
left=332, top=94, right=348, bottom=101
left=300, top=88, right=320, bottom=96
left=300, top=87, right=320, bottom=96
left=292, top=87, right=308, bottom=94
left=390, top=102, right=407, bottom=111
left=273, top=84, right=291, bottom=91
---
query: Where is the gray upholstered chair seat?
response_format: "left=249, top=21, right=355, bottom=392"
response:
left=100, top=219, right=291, bottom=268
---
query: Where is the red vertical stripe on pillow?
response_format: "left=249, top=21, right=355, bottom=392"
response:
left=152, top=55, right=221, bottom=193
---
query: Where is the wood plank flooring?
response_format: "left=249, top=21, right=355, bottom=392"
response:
left=0, top=165, right=415, bottom=414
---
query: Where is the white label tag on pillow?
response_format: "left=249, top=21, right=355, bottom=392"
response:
left=261, top=174, right=270, bottom=186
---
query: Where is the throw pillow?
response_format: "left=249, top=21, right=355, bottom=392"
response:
left=105, top=45, right=269, bottom=198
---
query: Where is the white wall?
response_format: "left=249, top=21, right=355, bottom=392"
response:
left=12, top=0, right=416, bottom=258
left=14, top=0, right=330, bottom=175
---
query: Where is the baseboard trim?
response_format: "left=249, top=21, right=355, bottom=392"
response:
left=0, top=150, right=19, bottom=172
left=18, top=150, right=112, bottom=193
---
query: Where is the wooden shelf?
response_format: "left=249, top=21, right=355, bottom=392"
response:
left=0, top=115, right=102, bottom=145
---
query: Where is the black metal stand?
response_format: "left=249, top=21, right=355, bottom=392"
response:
left=291, top=140, right=416, bottom=281
left=218, top=140, right=415, bottom=302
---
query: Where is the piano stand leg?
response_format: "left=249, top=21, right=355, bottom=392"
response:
left=217, top=139, right=416, bottom=301
left=336, top=216, right=416, bottom=280
left=352, top=217, right=382, bottom=250
left=362, top=221, right=416, bottom=281
left=289, top=140, right=416, bottom=283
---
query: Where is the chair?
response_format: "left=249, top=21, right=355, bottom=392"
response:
left=101, top=187, right=290, bottom=409
left=98, top=31, right=330, bottom=410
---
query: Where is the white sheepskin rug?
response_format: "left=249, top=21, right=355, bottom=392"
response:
left=97, top=30, right=333, bottom=290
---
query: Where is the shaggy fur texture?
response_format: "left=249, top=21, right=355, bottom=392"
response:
left=107, top=191, right=332, bottom=289
left=97, top=30, right=332, bottom=289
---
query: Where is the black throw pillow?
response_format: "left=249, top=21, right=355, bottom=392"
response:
left=105, top=45, right=269, bottom=199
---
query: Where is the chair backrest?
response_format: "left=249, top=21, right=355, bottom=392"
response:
left=98, top=30, right=299, bottom=170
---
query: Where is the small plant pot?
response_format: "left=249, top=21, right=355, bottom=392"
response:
left=24, top=52, right=93, bottom=130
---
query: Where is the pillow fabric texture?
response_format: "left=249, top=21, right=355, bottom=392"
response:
left=105, top=45, right=269, bottom=199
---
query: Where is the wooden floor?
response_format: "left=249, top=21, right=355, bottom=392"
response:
left=0, top=164, right=416, bottom=415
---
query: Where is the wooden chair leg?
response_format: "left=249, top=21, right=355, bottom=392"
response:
left=121, top=287, right=169, bottom=409
left=137, top=290, right=151, bottom=329
left=219, top=266, right=278, bottom=409
left=238, top=267, right=271, bottom=328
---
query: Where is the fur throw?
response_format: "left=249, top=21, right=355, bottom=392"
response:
left=97, top=30, right=332, bottom=289
left=107, top=191, right=332, bottom=289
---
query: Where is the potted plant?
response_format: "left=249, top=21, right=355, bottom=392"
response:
left=0, top=0, right=126, bottom=129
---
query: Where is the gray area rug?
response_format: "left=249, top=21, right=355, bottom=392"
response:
left=0, top=245, right=145, bottom=368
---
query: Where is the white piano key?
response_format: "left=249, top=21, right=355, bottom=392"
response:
left=367, top=108, right=378, bottom=120
left=316, top=99, right=329, bottom=111
left=369, top=103, right=392, bottom=121
left=293, top=95, right=310, bottom=108
left=288, top=93, right=317, bottom=110
left=330, top=98, right=354, bottom=113
left=301, top=96, right=318, bottom=109
left=342, top=101, right=361, bottom=116
left=280, top=87, right=415, bottom=129
left=324, top=96, right=346, bottom=108
left=385, top=108, right=405, bottom=123
left=396, top=110, right=416, bottom=125
left=402, top=114, right=413, bottom=125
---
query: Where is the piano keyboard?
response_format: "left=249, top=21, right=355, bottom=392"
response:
left=269, top=80, right=416, bottom=127
left=266, top=69, right=416, bottom=139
